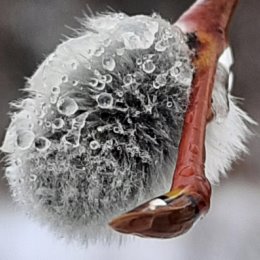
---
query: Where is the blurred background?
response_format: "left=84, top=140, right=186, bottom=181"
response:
left=0, top=0, right=259, bottom=259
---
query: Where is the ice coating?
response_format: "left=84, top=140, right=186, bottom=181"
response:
left=1, top=13, right=195, bottom=244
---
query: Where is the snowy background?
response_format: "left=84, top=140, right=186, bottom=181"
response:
left=0, top=0, right=260, bottom=259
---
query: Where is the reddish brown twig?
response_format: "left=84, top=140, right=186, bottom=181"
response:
left=109, top=0, right=239, bottom=238
left=170, top=0, right=238, bottom=218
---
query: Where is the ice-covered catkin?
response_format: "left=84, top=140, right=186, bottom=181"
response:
left=1, top=13, right=194, bottom=243
left=1, top=12, right=253, bottom=244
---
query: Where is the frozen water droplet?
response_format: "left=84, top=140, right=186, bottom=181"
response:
left=123, top=74, right=132, bottom=85
left=102, top=56, right=116, bottom=71
left=175, top=61, right=183, bottom=67
left=57, top=97, right=78, bottom=116
left=16, top=130, right=35, bottom=150
left=72, top=111, right=88, bottom=130
left=155, top=40, right=168, bottom=52
left=38, top=104, right=47, bottom=118
left=149, top=199, right=167, bottom=210
left=90, top=140, right=100, bottom=150
left=28, top=123, right=34, bottom=129
left=71, top=62, right=78, bottom=70
left=72, top=80, right=79, bottom=87
left=29, top=174, right=37, bottom=182
left=136, top=58, right=142, bottom=65
left=142, top=54, right=149, bottom=60
left=153, top=81, right=160, bottom=89
left=52, top=118, right=64, bottom=129
left=117, top=91, right=124, bottom=97
left=50, top=96, right=58, bottom=104
left=101, top=75, right=107, bottom=82
left=97, top=126, right=104, bottom=132
left=37, top=119, right=43, bottom=126
left=21, top=98, right=36, bottom=111
left=142, top=59, right=155, bottom=74
left=94, top=70, right=101, bottom=77
left=1, top=129, right=16, bottom=153
left=155, top=74, right=167, bottom=87
left=34, top=136, right=51, bottom=151
left=61, top=75, right=69, bottom=83
left=113, top=126, right=119, bottom=133
left=133, top=72, right=143, bottom=83
left=162, top=34, right=168, bottom=41
left=94, top=46, right=105, bottom=57
left=45, top=121, right=51, bottom=128
left=116, top=48, right=125, bottom=56
left=105, top=74, right=113, bottom=83
left=88, top=78, right=98, bottom=87
left=96, top=80, right=106, bottom=91
left=97, top=93, right=113, bottom=109
left=118, top=13, right=125, bottom=19
left=175, top=67, right=181, bottom=75
left=50, top=86, right=61, bottom=104
left=167, top=101, right=173, bottom=108
left=52, top=86, right=60, bottom=95
left=170, top=62, right=182, bottom=77
left=62, top=112, right=88, bottom=147
left=63, top=133, right=79, bottom=147
left=121, top=19, right=158, bottom=50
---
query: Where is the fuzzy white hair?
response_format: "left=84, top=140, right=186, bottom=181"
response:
left=206, top=47, right=254, bottom=183
left=0, top=13, right=253, bottom=244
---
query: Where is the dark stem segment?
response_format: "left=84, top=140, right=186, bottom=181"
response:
left=109, top=0, right=239, bottom=238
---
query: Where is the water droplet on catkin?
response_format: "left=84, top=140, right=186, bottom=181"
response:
left=88, top=78, right=98, bottom=87
left=16, top=130, right=35, bottom=150
left=71, top=62, right=78, bottom=70
left=89, top=140, right=101, bottom=150
left=34, top=136, right=51, bottom=151
left=61, top=75, right=69, bottom=83
left=96, top=93, right=113, bottom=109
left=57, top=97, right=78, bottom=116
left=116, top=48, right=125, bottom=56
left=142, top=59, right=155, bottom=74
left=105, top=74, right=113, bottom=83
left=155, top=74, right=167, bottom=87
left=123, top=74, right=132, bottom=85
left=155, top=40, right=168, bottom=52
left=167, top=101, right=173, bottom=108
left=52, top=118, right=64, bottom=129
left=102, top=56, right=116, bottom=71
left=52, top=86, right=60, bottom=95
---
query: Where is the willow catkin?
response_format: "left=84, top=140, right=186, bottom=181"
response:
left=1, top=12, right=253, bottom=244
left=1, top=13, right=194, bottom=243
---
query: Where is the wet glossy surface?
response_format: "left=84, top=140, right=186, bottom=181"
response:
left=109, top=189, right=208, bottom=238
